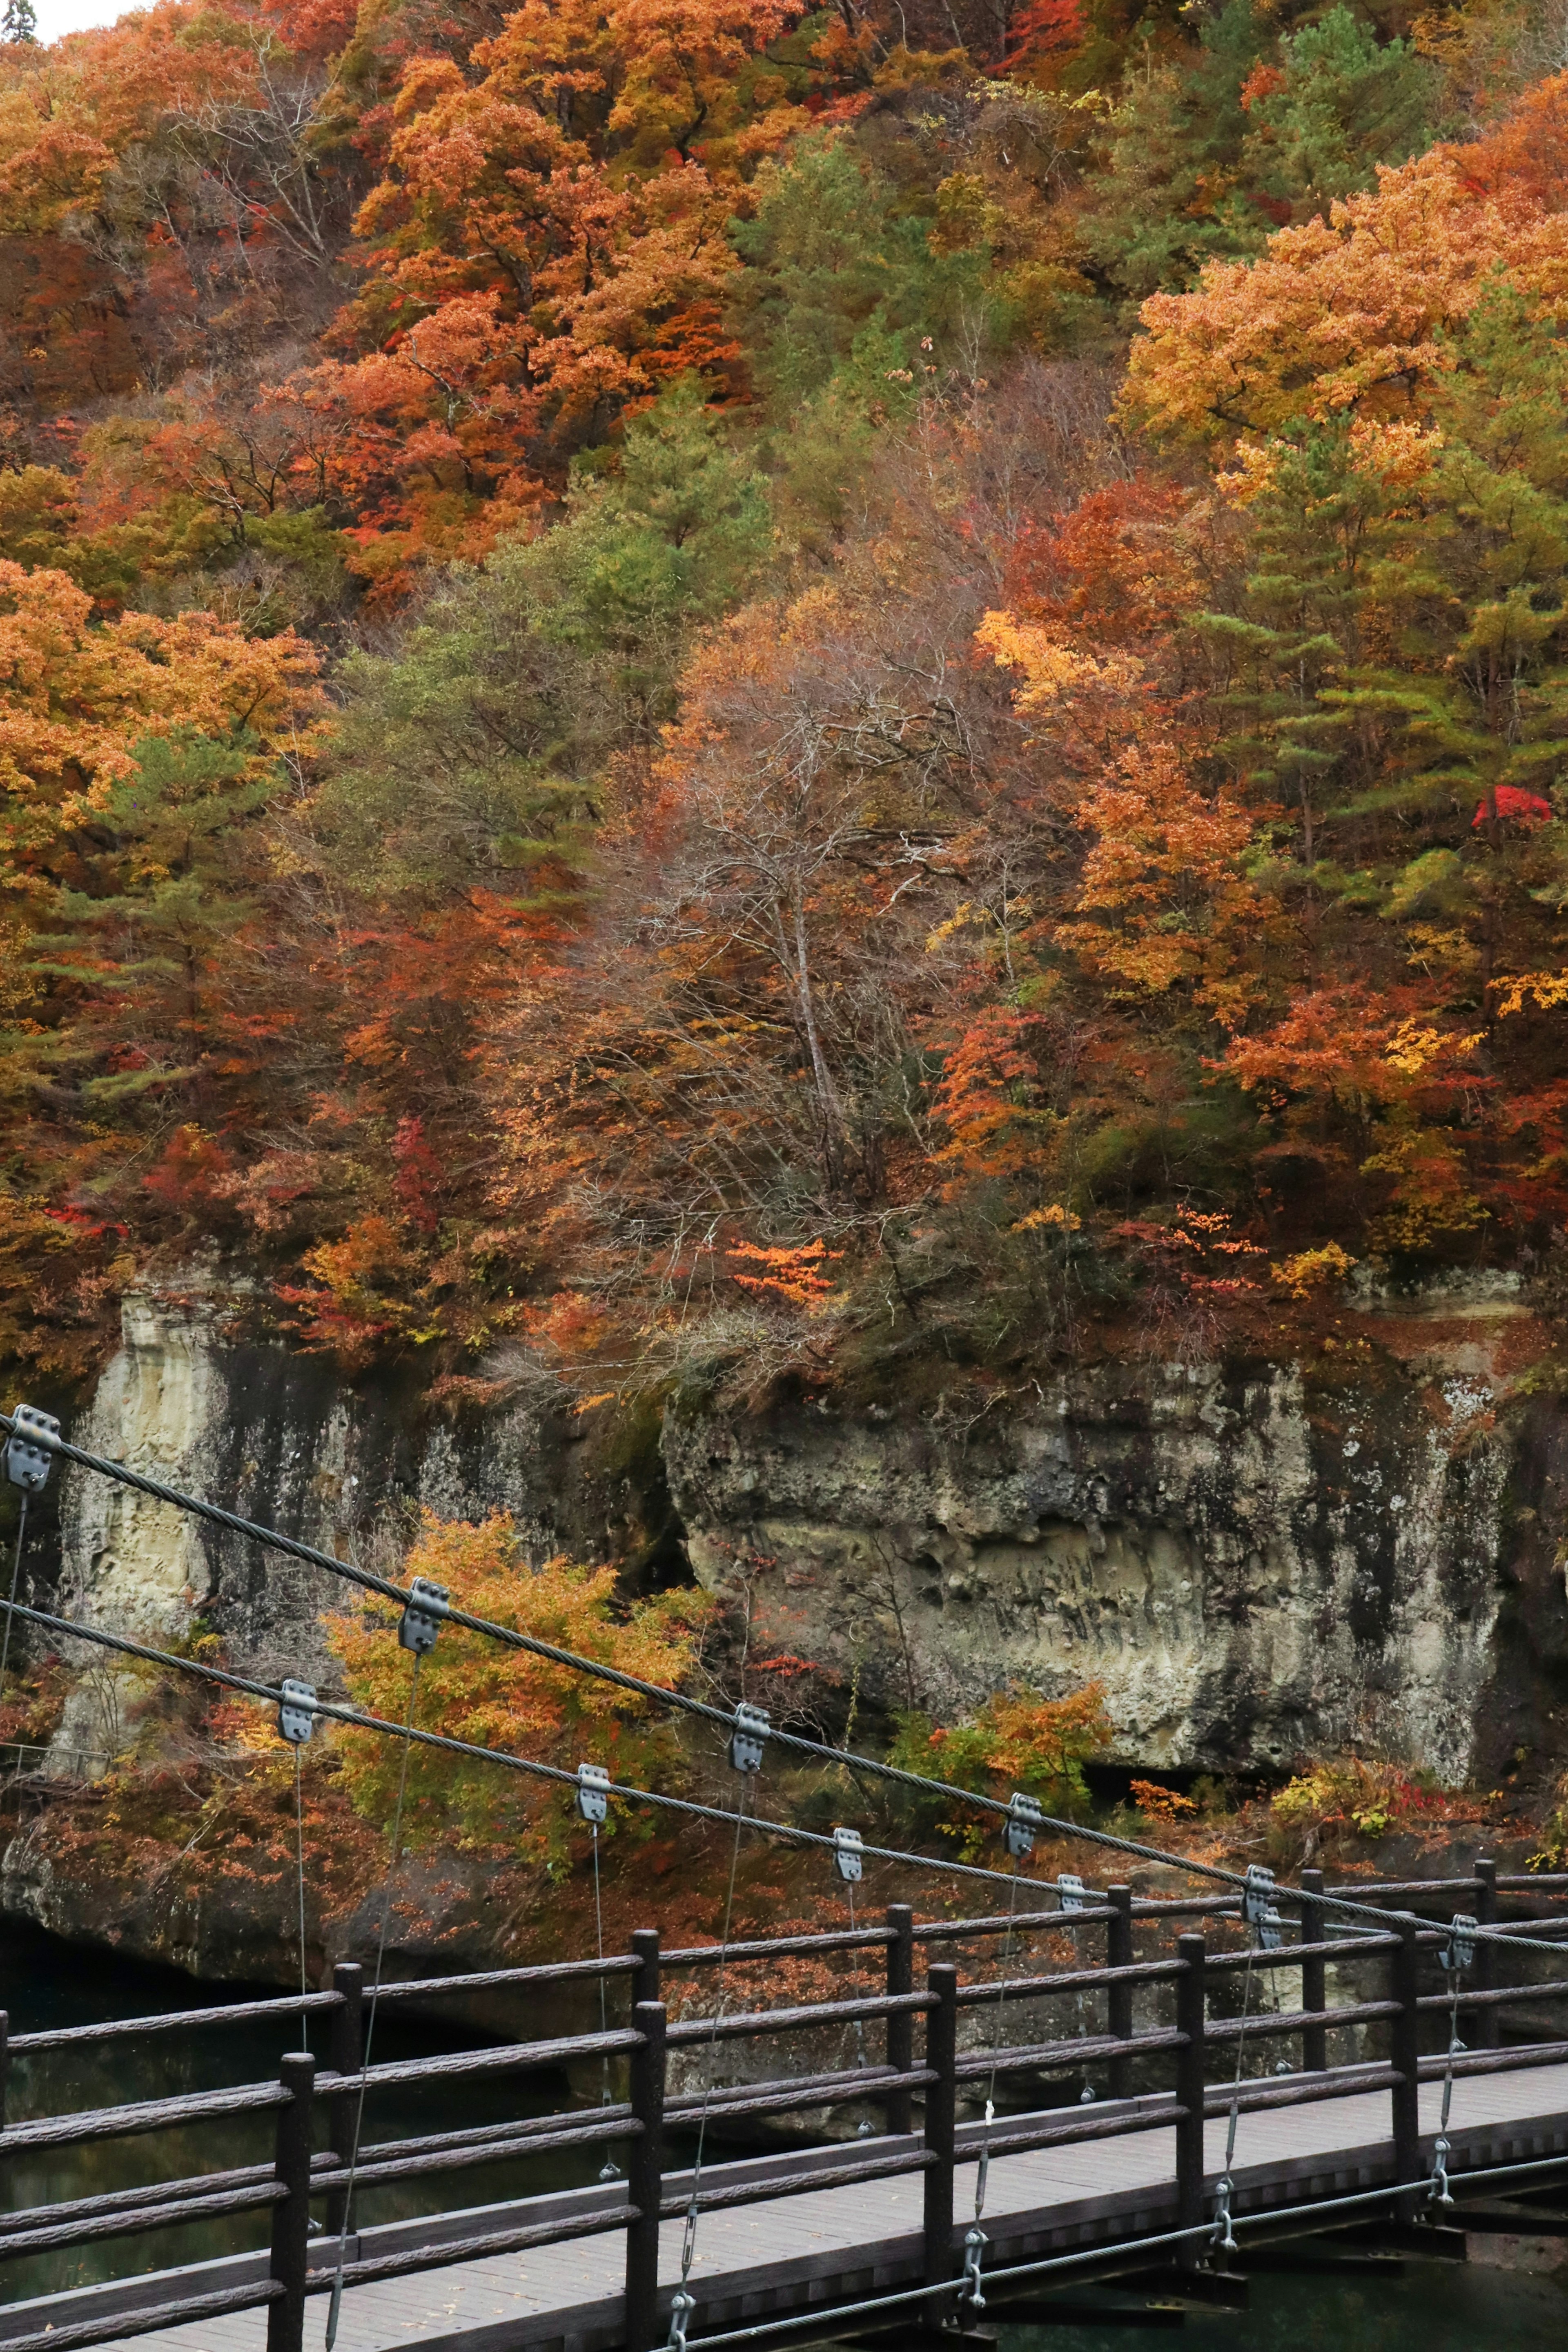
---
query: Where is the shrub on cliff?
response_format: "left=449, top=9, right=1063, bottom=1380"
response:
left=887, top=1681, right=1112, bottom=1860
left=326, top=1510, right=712, bottom=1876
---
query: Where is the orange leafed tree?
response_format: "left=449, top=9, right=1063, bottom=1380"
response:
left=326, top=1511, right=712, bottom=1870
left=292, top=0, right=808, bottom=582
left=1123, top=82, right=1568, bottom=444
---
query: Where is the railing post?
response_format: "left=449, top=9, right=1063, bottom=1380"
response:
left=267, top=2052, right=316, bottom=2352
left=625, top=2000, right=666, bottom=2352
left=326, top=1964, right=363, bottom=2242
left=885, top=1904, right=915, bottom=2135
left=1390, top=1914, right=1421, bottom=2205
left=1300, top=1868, right=1327, bottom=2076
left=922, top=1963, right=958, bottom=2294
left=1174, top=1934, right=1206, bottom=2271
left=631, top=1927, right=661, bottom=2011
left=1107, top=1886, right=1133, bottom=2102
left=1473, top=1857, right=1499, bottom=2049
left=0, top=2007, right=9, bottom=2132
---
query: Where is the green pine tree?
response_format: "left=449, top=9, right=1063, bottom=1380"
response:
left=315, top=379, right=775, bottom=896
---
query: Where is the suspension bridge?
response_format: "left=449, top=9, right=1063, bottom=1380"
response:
left=3, top=1404, right=1568, bottom=2352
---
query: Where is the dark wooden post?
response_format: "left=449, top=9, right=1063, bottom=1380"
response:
left=631, top=1928, right=661, bottom=2011
left=0, top=2007, right=10, bottom=2132
left=325, top=1964, right=363, bottom=2242
left=1390, top=1915, right=1421, bottom=2203
left=885, top=1904, right=915, bottom=2135
left=267, top=2052, right=316, bottom=2352
left=1473, top=1858, right=1499, bottom=2050
left=1107, top=1886, right=1134, bottom=2102
left=922, top=1964, right=958, bottom=2294
left=1300, top=1869, right=1327, bottom=2077
left=1174, top=1935, right=1207, bottom=2272
left=624, top=2000, right=666, bottom=2352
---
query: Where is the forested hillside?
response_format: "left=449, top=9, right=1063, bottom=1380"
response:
left=5, top=0, right=1568, bottom=1406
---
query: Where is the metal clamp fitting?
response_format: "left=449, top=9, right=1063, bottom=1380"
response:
left=666, top=2287, right=695, bottom=2352
left=831, top=1826, right=864, bottom=1883
left=1003, top=1790, right=1044, bottom=1861
left=1440, top=1913, right=1477, bottom=1973
left=5, top=1405, right=59, bottom=1495
left=1429, top=2135, right=1454, bottom=2209
left=961, top=2224, right=989, bottom=2310
left=1243, top=1864, right=1276, bottom=1933
left=576, top=1762, right=610, bottom=1824
left=278, top=1679, right=316, bottom=1746
left=729, top=1701, right=769, bottom=1775
left=398, top=1577, right=449, bottom=1655
left=1056, top=1870, right=1087, bottom=1915
left=1212, top=2171, right=1238, bottom=2257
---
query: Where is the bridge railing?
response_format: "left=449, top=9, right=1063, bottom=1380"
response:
left=2, top=1862, right=1568, bottom=2351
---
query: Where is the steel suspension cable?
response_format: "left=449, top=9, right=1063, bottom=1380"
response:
left=7, top=1408, right=1568, bottom=1957
left=0, top=1595, right=1082, bottom=1903
left=0, top=1411, right=1277, bottom=1868
left=9, top=1586, right=1568, bottom=1962
left=29, top=1410, right=1568, bottom=1956
left=0, top=1491, right=28, bottom=1701
left=587, top=1819, right=620, bottom=2181
left=325, top=1651, right=423, bottom=2352
left=1428, top=1917, right=1473, bottom=2213
left=294, top=1744, right=310, bottom=2047
left=1212, top=1935, right=1256, bottom=2260
left=960, top=1848, right=1025, bottom=2312
left=668, top=1772, right=751, bottom=2352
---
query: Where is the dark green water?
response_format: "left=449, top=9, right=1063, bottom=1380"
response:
left=0, top=1918, right=621, bottom=2307
left=989, top=2256, right=1568, bottom=2348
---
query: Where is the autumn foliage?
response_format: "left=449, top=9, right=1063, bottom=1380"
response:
left=326, top=1511, right=711, bottom=1870
left=0, top=0, right=1566, bottom=1404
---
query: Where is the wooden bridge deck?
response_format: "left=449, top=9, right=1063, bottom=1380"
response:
left=24, top=2060, right=1568, bottom=2352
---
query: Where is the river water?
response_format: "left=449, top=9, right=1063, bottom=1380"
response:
left=4, top=1921, right=1566, bottom=2344
left=992, top=2260, right=1568, bottom=2349
left=0, top=1917, right=616, bottom=2308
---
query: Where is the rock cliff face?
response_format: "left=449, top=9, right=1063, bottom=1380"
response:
left=19, top=1270, right=672, bottom=1777
left=666, top=1277, right=1566, bottom=1785
left=668, top=1365, right=1523, bottom=1783
left=6, top=1266, right=1566, bottom=1966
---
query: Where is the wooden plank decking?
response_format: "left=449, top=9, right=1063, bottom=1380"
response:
left=16, top=2061, right=1568, bottom=2352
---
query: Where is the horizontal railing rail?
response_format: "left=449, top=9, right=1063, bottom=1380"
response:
left=5, top=1860, right=1568, bottom=2352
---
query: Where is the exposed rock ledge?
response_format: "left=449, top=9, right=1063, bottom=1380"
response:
left=5, top=1267, right=1567, bottom=1978
left=664, top=1286, right=1566, bottom=1784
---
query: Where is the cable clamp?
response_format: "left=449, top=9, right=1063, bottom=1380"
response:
left=831, top=1825, right=864, bottom=1883
left=1429, top=2135, right=1454, bottom=2211
left=1440, top=1913, right=1477, bottom=1973
left=5, top=1405, right=59, bottom=1495
left=1256, top=1902, right=1284, bottom=1952
left=1211, top=2172, right=1238, bottom=2257
left=278, top=1679, right=316, bottom=1746
left=961, top=2223, right=989, bottom=2310
left=576, top=1762, right=610, bottom=1824
left=1056, top=1870, right=1086, bottom=1915
left=666, top=2287, right=695, bottom=2352
left=398, top=1577, right=449, bottom=1655
left=1242, top=1864, right=1276, bottom=1936
left=728, top=1701, right=770, bottom=1775
left=1003, top=1790, right=1043, bottom=1860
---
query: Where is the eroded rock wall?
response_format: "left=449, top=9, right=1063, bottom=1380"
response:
left=22, top=1271, right=669, bottom=1778
left=665, top=1293, right=1566, bottom=1784
left=15, top=1267, right=1568, bottom=1800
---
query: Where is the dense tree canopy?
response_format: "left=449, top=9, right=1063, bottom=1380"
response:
left=3, top=0, right=1568, bottom=1393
